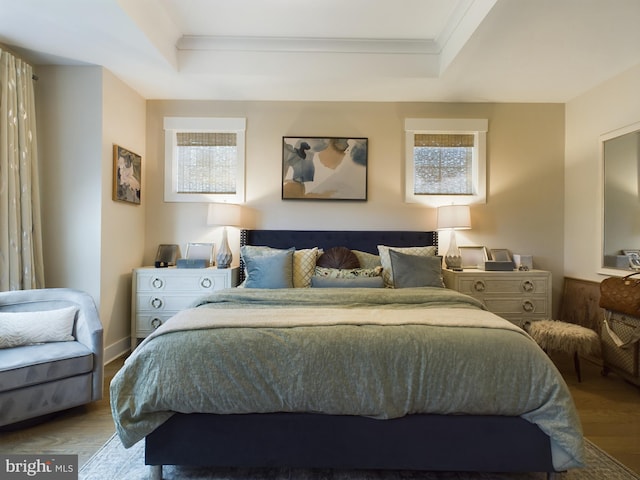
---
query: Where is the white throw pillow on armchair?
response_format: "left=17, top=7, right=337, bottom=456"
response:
left=0, top=306, right=77, bottom=348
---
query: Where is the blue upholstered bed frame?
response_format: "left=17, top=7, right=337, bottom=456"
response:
left=144, top=230, right=557, bottom=479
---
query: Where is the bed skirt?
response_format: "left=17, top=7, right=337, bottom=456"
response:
left=145, top=412, right=555, bottom=473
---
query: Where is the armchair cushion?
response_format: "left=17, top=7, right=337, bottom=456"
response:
left=0, top=306, right=77, bottom=348
left=0, top=342, right=92, bottom=392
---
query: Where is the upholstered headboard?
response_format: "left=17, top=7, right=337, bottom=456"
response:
left=240, top=230, right=437, bottom=254
left=239, top=229, right=438, bottom=282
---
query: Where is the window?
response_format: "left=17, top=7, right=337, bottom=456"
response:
left=405, top=118, right=487, bottom=206
left=164, top=117, right=246, bottom=202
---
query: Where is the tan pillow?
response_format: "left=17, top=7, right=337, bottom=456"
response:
left=377, top=245, right=438, bottom=287
left=293, top=247, right=319, bottom=288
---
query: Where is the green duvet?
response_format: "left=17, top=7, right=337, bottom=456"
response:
left=110, top=287, right=584, bottom=470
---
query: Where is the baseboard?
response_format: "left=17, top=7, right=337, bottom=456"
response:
left=104, top=336, right=131, bottom=365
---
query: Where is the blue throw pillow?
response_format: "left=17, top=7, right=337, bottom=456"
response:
left=310, top=276, right=384, bottom=288
left=389, top=249, right=444, bottom=288
left=243, top=248, right=294, bottom=288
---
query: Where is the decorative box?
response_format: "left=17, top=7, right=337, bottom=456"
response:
left=176, top=258, right=208, bottom=269
left=482, top=261, right=514, bottom=271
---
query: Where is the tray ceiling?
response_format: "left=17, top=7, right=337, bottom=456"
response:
left=1, top=0, right=640, bottom=102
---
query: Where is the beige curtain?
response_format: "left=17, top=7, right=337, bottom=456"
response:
left=0, top=48, right=44, bottom=291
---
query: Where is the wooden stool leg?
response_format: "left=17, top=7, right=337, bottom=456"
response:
left=573, top=352, right=582, bottom=383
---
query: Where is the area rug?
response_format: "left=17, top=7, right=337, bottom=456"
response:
left=80, top=434, right=640, bottom=480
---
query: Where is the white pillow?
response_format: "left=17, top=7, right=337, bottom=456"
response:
left=0, top=306, right=77, bottom=349
left=377, top=245, right=438, bottom=287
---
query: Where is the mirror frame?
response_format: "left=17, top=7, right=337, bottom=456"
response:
left=598, top=120, right=640, bottom=276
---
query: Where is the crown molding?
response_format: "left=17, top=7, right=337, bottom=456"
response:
left=177, top=35, right=438, bottom=55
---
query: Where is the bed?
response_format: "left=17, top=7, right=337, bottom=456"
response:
left=110, top=230, right=584, bottom=480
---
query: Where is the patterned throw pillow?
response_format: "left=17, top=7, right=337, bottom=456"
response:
left=314, top=266, right=383, bottom=279
left=377, top=245, right=438, bottom=288
left=293, top=247, right=319, bottom=288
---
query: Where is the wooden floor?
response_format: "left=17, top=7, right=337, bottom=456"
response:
left=0, top=358, right=123, bottom=466
left=0, top=352, right=638, bottom=473
left=552, top=352, right=640, bottom=473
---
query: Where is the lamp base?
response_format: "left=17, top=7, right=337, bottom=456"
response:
left=216, top=253, right=232, bottom=269
left=444, top=229, right=463, bottom=270
left=444, top=255, right=463, bottom=270
left=216, top=227, right=233, bottom=269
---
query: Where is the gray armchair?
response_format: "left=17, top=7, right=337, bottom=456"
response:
left=0, top=288, right=103, bottom=427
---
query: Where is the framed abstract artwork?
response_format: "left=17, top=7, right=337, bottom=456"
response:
left=113, top=144, right=141, bottom=205
left=282, top=136, right=368, bottom=200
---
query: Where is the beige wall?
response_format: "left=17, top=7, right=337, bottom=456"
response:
left=32, top=60, right=640, bottom=362
left=34, top=58, right=640, bottom=362
left=146, top=101, right=565, bottom=313
left=35, top=71, right=568, bottom=362
left=565, top=64, right=640, bottom=282
left=36, top=66, right=146, bottom=362
left=100, top=70, right=146, bottom=361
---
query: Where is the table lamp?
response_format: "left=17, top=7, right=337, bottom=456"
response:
left=437, top=205, right=471, bottom=270
left=207, top=203, right=241, bottom=268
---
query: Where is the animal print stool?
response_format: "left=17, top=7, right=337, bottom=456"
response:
left=526, top=320, right=600, bottom=382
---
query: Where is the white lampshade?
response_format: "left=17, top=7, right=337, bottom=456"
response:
left=437, top=205, right=471, bottom=231
left=207, top=203, right=241, bottom=227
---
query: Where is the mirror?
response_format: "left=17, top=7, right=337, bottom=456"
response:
left=602, top=122, right=640, bottom=271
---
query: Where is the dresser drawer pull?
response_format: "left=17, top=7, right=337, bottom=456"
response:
left=150, top=297, right=163, bottom=309
left=200, top=277, right=213, bottom=289
left=522, top=300, right=535, bottom=313
left=151, top=277, right=164, bottom=289
left=521, top=280, right=535, bottom=293
left=151, top=317, right=163, bottom=329
left=473, top=280, right=486, bottom=292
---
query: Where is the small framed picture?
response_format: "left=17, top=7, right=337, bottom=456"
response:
left=490, top=249, right=512, bottom=262
left=113, top=145, right=141, bottom=204
left=155, top=244, right=180, bottom=268
left=624, top=250, right=640, bottom=270
left=186, top=243, right=215, bottom=266
left=459, top=246, right=489, bottom=269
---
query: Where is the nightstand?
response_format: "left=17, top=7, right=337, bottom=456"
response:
left=442, top=268, right=551, bottom=327
left=132, top=266, right=239, bottom=345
